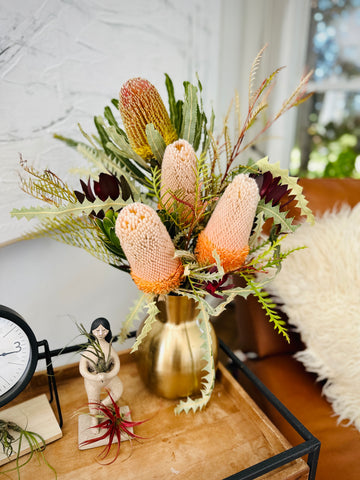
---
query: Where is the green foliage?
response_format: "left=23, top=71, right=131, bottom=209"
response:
left=255, top=157, right=315, bottom=224
left=131, top=298, right=159, bottom=353
left=76, top=323, right=114, bottom=373
left=118, top=294, right=147, bottom=343
left=256, top=199, right=298, bottom=233
left=145, top=124, right=166, bottom=163
left=0, top=419, right=56, bottom=478
left=241, top=276, right=290, bottom=342
left=12, top=52, right=314, bottom=414
left=174, top=297, right=216, bottom=414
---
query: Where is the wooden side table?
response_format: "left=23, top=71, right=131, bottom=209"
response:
left=0, top=345, right=319, bottom=479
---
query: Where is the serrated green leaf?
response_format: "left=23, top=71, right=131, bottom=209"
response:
left=119, top=293, right=147, bottom=343
left=255, top=157, right=314, bottom=224
left=174, top=297, right=215, bottom=414
left=131, top=298, right=159, bottom=352
left=11, top=196, right=132, bottom=220
left=145, top=124, right=166, bottom=163
left=256, top=199, right=297, bottom=233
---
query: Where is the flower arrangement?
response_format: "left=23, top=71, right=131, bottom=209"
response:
left=11, top=47, right=314, bottom=413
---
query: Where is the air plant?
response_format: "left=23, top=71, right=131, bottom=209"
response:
left=76, top=323, right=114, bottom=373
left=79, top=391, right=147, bottom=464
left=0, top=419, right=56, bottom=479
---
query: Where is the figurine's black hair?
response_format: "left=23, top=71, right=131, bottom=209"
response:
left=89, top=317, right=114, bottom=343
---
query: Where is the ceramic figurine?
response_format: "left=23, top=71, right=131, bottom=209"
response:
left=79, top=318, right=123, bottom=430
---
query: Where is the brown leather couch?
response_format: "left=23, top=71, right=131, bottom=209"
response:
left=235, top=178, right=360, bottom=480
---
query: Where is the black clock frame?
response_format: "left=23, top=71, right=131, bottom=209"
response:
left=0, top=305, right=39, bottom=408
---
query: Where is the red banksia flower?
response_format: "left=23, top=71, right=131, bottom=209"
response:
left=115, top=203, right=183, bottom=294
left=119, top=78, right=177, bottom=161
left=195, top=174, right=260, bottom=273
left=160, top=139, right=198, bottom=223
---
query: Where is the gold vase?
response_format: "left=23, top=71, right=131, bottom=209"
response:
left=135, top=295, right=218, bottom=399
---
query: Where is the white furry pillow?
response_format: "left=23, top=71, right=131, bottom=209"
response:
left=265, top=203, right=360, bottom=430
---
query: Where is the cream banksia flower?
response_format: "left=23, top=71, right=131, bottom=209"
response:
left=195, top=174, right=260, bottom=273
left=160, top=139, right=198, bottom=223
left=119, top=78, right=177, bottom=161
left=115, top=203, right=183, bottom=294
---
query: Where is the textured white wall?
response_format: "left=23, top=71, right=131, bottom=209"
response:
left=0, top=0, right=221, bottom=366
left=0, top=0, right=310, bottom=367
left=0, top=0, right=221, bottom=245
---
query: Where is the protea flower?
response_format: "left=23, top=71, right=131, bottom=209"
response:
left=160, top=139, right=198, bottom=223
left=195, top=174, right=259, bottom=272
left=119, top=78, right=177, bottom=161
left=115, top=203, right=183, bottom=294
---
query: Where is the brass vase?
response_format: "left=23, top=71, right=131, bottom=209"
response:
left=135, top=295, right=218, bottom=399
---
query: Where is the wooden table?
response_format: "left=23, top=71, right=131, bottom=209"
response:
left=0, top=349, right=309, bottom=480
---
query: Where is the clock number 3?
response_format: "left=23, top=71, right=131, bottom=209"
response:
left=0, top=341, right=22, bottom=357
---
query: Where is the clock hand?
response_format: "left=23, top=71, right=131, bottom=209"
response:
left=0, top=350, right=21, bottom=357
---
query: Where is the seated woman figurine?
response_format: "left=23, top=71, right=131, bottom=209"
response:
left=79, top=318, right=123, bottom=430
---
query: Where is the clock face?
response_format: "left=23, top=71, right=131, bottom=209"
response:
left=0, top=306, right=38, bottom=407
left=0, top=318, right=32, bottom=395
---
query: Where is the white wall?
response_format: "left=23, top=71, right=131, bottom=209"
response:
left=0, top=0, right=310, bottom=368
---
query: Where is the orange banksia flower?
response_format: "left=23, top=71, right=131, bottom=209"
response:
left=160, top=139, right=198, bottom=223
left=119, top=78, right=177, bottom=161
left=195, top=174, right=259, bottom=272
left=115, top=203, right=183, bottom=294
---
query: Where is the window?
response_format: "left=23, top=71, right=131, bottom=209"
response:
left=291, top=0, right=360, bottom=177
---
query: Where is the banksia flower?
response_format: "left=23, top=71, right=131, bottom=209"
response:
left=119, top=78, right=177, bottom=161
left=195, top=174, right=259, bottom=272
left=160, top=139, right=198, bottom=223
left=115, top=203, right=183, bottom=294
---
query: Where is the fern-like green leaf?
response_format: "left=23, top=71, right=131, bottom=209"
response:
left=11, top=196, right=133, bottom=221
left=242, top=275, right=290, bottom=342
left=12, top=213, right=128, bottom=269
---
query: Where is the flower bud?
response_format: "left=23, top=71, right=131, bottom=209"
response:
left=196, top=174, right=259, bottom=272
left=115, top=203, right=183, bottom=294
left=119, top=78, right=177, bottom=161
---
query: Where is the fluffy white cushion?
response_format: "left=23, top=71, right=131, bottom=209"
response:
left=265, top=203, right=360, bottom=430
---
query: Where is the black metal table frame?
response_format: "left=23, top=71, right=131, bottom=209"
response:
left=41, top=335, right=320, bottom=480
left=219, top=339, right=320, bottom=480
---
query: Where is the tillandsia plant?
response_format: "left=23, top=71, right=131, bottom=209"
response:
left=0, top=419, right=56, bottom=478
left=76, top=323, right=114, bottom=373
left=11, top=46, right=314, bottom=413
left=79, top=390, right=147, bottom=464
